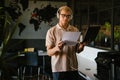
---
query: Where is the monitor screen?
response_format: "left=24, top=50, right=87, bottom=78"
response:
left=83, top=26, right=100, bottom=43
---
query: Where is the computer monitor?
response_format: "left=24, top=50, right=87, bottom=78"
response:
left=82, top=25, right=100, bottom=43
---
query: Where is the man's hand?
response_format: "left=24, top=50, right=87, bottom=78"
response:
left=76, top=42, right=86, bottom=53
left=55, top=41, right=65, bottom=53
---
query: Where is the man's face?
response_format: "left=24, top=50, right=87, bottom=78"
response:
left=59, top=10, right=72, bottom=24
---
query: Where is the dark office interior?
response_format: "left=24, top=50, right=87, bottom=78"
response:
left=0, top=0, right=120, bottom=80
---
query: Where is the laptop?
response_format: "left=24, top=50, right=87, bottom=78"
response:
left=82, top=26, right=100, bottom=43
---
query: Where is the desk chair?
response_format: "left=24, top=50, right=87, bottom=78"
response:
left=22, top=52, right=40, bottom=80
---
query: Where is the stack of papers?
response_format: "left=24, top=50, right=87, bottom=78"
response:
left=62, top=32, right=81, bottom=46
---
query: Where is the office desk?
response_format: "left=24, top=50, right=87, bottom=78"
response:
left=18, top=52, right=51, bottom=79
left=20, top=52, right=48, bottom=72
left=19, top=51, right=48, bottom=56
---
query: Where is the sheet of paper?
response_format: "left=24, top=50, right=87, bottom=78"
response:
left=62, top=32, right=81, bottom=46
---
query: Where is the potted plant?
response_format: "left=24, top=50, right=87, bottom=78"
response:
left=98, top=22, right=120, bottom=50
left=0, top=6, right=22, bottom=80
left=114, top=25, right=120, bottom=43
left=114, top=25, right=120, bottom=51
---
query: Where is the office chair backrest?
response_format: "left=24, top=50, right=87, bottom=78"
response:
left=25, top=52, right=38, bottom=66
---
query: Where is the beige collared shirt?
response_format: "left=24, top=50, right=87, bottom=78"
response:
left=46, top=24, right=79, bottom=72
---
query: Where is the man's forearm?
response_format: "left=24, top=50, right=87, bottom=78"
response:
left=47, top=46, right=61, bottom=56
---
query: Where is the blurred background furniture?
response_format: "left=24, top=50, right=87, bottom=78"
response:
left=38, top=51, right=52, bottom=80
left=22, top=52, right=40, bottom=80
left=18, top=51, right=52, bottom=80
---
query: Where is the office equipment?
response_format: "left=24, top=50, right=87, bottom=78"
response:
left=82, top=26, right=100, bottom=43
left=95, top=51, right=120, bottom=80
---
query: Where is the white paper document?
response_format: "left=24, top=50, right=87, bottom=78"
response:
left=62, top=32, right=81, bottom=46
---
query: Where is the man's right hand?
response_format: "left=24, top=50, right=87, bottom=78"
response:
left=55, top=41, right=65, bottom=53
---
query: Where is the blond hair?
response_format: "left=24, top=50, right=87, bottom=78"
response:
left=57, top=6, right=73, bottom=19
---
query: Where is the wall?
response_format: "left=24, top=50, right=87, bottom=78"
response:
left=8, top=39, right=46, bottom=52
left=8, top=1, right=67, bottom=52
left=12, top=1, right=67, bottom=39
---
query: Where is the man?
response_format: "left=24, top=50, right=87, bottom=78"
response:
left=46, top=5, right=86, bottom=80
